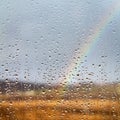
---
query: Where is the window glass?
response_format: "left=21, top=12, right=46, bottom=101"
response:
left=0, top=0, right=120, bottom=120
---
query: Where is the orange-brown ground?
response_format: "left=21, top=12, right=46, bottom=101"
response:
left=0, top=98, right=120, bottom=120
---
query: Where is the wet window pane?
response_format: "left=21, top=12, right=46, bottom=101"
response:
left=0, top=0, right=120, bottom=120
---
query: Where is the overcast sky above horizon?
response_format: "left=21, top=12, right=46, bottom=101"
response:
left=0, top=0, right=120, bottom=84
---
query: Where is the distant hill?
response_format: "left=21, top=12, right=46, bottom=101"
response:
left=0, top=79, right=51, bottom=94
left=0, top=79, right=119, bottom=100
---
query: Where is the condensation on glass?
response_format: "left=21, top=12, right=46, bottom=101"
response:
left=0, top=0, right=120, bottom=120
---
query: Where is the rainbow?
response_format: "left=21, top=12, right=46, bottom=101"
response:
left=58, top=1, right=120, bottom=91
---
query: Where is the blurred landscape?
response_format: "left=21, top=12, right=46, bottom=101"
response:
left=0, top=0, right=120, bottom=120
left=0, top=79, right=120, bottom=120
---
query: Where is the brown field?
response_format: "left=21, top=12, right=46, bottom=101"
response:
left=0, top=98, right=120, bottom=120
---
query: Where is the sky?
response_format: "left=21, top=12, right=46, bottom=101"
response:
left=0, top=0, right=120, bottom=84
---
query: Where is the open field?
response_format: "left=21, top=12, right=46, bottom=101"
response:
left=0, top=81, right=120, bottom=119
left=0, top=98, right=120, bottom=120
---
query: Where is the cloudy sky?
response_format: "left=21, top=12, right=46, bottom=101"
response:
left=0, top=0, right=120, bottom=84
